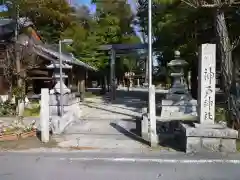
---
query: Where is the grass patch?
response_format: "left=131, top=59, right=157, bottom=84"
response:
left=23, top=103, right=40, bottom=117
left=215, top=106, right=227, bottom=123
left=0, top=101, right=16, bottom=117
left=237, top=139, right=240, bottom=152
left=85, top=91, right=98, bottom=98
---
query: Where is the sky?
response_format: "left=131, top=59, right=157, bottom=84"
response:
left=74, top=0, right=137, bottom=14
left=73, top=0, right=94, bottom=11
left=76, top=0, right=91, bottom=4
left=75, top=0, right=141, bottom=41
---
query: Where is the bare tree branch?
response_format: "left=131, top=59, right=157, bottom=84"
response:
left=230, top=36, right=240, bottom=51
left=181, top=0, right=198, bottom=8
left=181, top=0, right=240, bottom=8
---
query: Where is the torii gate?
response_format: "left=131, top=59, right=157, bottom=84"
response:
left=99, top=43, right=148, bottom=102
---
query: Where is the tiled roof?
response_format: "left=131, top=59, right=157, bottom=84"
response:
left=99, top=43, right=147, bottom=51
left=0, top=18, right=97, bottom=71
left=0, top=17, right=33, bottom=27
left=0, top=17, right=34, bottom=40
left=35, top=44, right=97, bottom=71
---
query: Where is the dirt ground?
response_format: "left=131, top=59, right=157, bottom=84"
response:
left=0, top=136, right=239, bottom=152
left=0, top=136, right=58, bottom=151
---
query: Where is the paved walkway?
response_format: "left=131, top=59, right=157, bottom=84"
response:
left=81, top=97, right=144, bottom=119
left=54, top=97, right=159, bottom=153
left=0, top=92, right=174, bottom=153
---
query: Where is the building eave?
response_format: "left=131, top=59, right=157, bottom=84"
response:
left=99, top=43, right=147, bottom=51
left=35, top=44, right=97, bottom=71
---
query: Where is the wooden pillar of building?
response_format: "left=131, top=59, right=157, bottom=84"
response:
left=68, top=69, right=73, bottom=90
left=0, top=76, right=6, bottom=95
left=77, top=68, right=85, bottom=102
left=110, top=48, right=116, bottom=101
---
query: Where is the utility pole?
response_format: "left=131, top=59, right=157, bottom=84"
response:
left=58, top=39, right=73, bottom=116
left=148, top=1, right=152, bottom=88
left=148, top=0, right=158, bottom=147
left=141, top=31, right=148, bottom=85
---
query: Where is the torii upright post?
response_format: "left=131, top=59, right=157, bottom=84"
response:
left=110, top=48, right=116, bottom=102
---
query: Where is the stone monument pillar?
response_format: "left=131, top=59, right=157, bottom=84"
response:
left=180, top=44, right=238, bottom=153
left=198, top=44, right=216, bottom=125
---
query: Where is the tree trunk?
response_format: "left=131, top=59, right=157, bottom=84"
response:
left=215, top=8, right=232, bottom=87
left=214, top=6, right=239, bottom=127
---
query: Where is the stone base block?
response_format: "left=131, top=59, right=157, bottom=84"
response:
left=141, top=108, right=149, bottom=141
left=180, top=123, right=238, bottom=153
left=158, top=99, right=197, bottom=121
left=49, top=106, right=67, bottom=116
left=49, top=93, right=76, bottom=106
left=51, top=103, right=82, bottom=134
left=50, top=99, right=79, bottom=116
left=185, top=137, right=237, bottom=153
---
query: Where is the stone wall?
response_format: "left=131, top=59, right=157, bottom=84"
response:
left=180, top=123, right=238, bottom=153
left=184, top=136, right=237, bottom=153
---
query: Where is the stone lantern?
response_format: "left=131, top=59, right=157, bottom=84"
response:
left=167, top=50, right=188, bottom=95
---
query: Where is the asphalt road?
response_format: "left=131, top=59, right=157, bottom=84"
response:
left=1, top=152, right=240, bottom=180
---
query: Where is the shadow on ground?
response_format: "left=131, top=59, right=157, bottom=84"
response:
left=83, top=103, right=140, bottom=118
left=110, top=118, right=150, bottom=146
left=87, top=88, right=226, bottom=115
left=86, top=88, right=227, bottom=152
left=110, top=118, right=185, bottom=152
left=86, top=88, right=165, bottom=110
left=36, top=130, right=53, bottom=141
left=156, top=121, right=185, bottom=152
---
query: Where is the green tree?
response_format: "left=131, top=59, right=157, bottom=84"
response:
left=1, top=0, right=142, bottom=87
left=62, top=5, right=108, bottom=70
left=93, top=0, right=141, bottom=74
left=3, top=0, right=73, bottom=43
left=137, top=0, right=240, bottom=127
